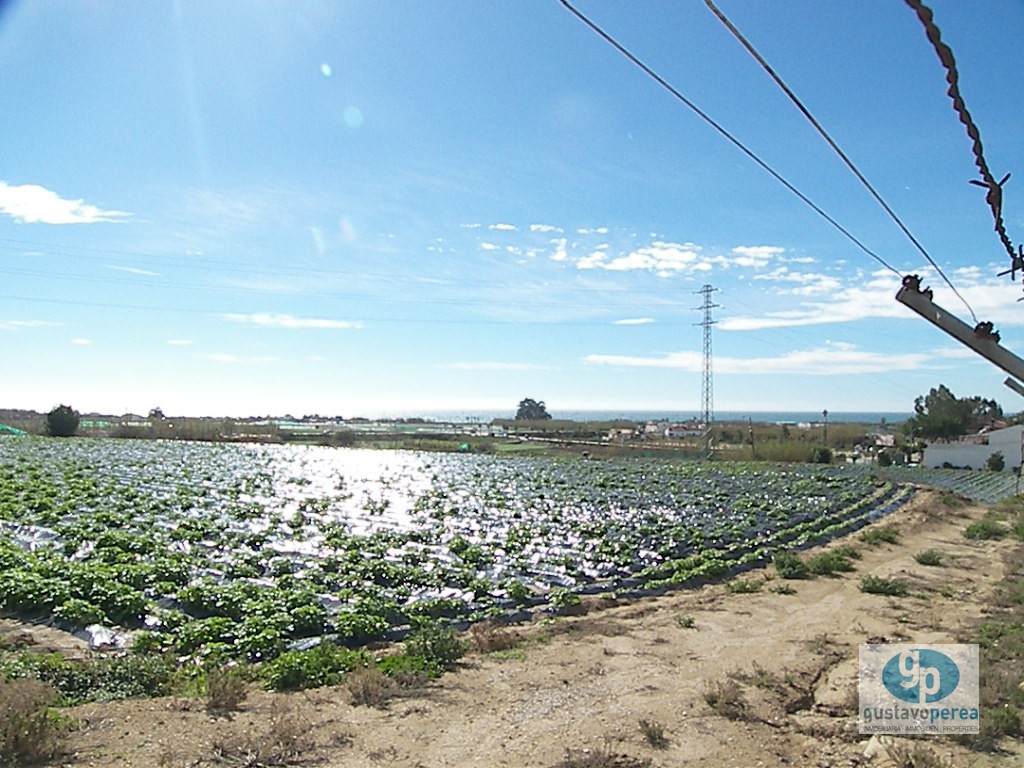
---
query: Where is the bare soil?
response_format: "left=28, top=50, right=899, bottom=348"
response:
left=8, top=489, right=1023, bottom=767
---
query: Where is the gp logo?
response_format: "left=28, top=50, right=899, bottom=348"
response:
left=882, top=648, right=960, bottom=704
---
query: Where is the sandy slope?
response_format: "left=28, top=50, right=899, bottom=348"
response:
left=20, top=490, right=1023, bottom=767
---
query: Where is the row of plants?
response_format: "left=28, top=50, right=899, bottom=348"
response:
left=0, top=437, right=1005, bottom=665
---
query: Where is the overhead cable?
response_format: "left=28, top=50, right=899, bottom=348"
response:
left=557, top=0, right=903, bottom=280
left=704, top=0, right=977, bottom=322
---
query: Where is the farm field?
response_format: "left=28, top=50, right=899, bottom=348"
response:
left=0, top=437, right=1014, bottom=664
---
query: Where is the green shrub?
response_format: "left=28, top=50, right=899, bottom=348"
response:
left=914, top=549, right=944, bottom=567
left=773, top=551, right=809, bottom=580
left=261, top=642, right=364, bottom=691
left=403, top=622, right=464, bottom=676
left=859, top=575, right=908, bottom=596
left=812, top=447, right=833, bottom=464
left=0, top=651, right=175, bottom=705
left=986, top=451, right=1005, bottom=472
left=52, top=598, right=104, bottom=629
left=965, top=518, right=1008, bottom=541
left=861, top=524, right=900, bottom=546
left=806, top=550, right=856, bottom=576
left=725, top=577, right=762, bottom=594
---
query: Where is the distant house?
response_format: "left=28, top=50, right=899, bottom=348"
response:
left=666, top=422, right=703, bottom=439
left=923, top=424, right=1024, bottom=472
left=606, top=428, right=636, bottom=444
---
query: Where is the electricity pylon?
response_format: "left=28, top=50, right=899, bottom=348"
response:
left=695, top=285, right=720, bottom=458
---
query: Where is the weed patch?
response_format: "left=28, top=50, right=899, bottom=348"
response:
left=675, top=614, right=696, bottom=629
left=965, top=518, right=1008, bottom=541
left=555, top=743, right=652, bottom=768
left=860, top=575, right=908, bottom=596
left=403, top=622, right=464, bottom=676
left=773, top=551, right=809, bottom=580
left=725, top=577, right=762, bottom=594
left=914, top=549, right=945, bottom=567
left=887, top=741, right=956, bottom=767
left=861, top=524, right=900, bottom=546
left=703, top=679, right=748, bottom=720
left=261, top=642, right=364, bottom=692
left=637, top=718, right=668, bottom=749
left=806, top=550, right=856, bottom=576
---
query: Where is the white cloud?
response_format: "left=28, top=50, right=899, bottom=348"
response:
left=0, top=181, right=129, bottom=224
left=550, top=238, right=568, bottom=262
left=71, top=338, right=91, bottom=345
left=434, top=362, right=550, bottom=371
left=489, top=223, right=517, bottom=231
left=584, top=341, right=955, bottom=376
left=721, top=270, right=906, bottom=330
left=588, top=241, right=705, bottom=276
left=730, top=245, right=784, bottom=268
left=613, top=318, right=656, bottom=325
left=479, top=242, right=500, bottom=251
left=224, top=313, right=363, bottom=330
left=753, top=267, right=842, bottom=296
left=0, top=319, right=60, bottom=331
left=460, top=223, right=482, bottom=229
left=167, top=339, right=192, bottom=346
left=106, top=265, right=159, bottom=277
left=530, top=224, right=562, bottom=233
left=576, top=251, right=607, bottom=270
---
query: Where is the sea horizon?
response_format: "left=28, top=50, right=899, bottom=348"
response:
left=370, top=409, right=910, bottom=425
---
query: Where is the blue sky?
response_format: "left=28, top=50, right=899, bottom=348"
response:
left=2, top=0, right=1023, bottom=418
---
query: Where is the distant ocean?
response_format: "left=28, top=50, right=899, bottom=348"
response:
left=372, top=410, right=910, bottom=425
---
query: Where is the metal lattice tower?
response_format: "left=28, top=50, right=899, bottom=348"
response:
left=695, top=285, right=720, bottom=457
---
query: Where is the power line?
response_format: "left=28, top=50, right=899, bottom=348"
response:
left=704, top=0, right=977, bottom=324
left=557, top=0, right=903, bottom=279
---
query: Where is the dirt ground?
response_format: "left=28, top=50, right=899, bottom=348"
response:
left=8, top=489, right=1024, bottom=767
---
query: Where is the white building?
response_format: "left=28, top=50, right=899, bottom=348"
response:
left=923, top=424, right=1024, bottom=472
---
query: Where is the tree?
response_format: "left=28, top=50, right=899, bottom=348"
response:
left=45, top=405, right=80, bottom=437
left=515, top=398, right=551, bottom=421
left=903, top=385, right=1003, bottom=441
left=987, top=451, right=1005, bottom=472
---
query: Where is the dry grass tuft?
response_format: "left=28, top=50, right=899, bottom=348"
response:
left=554, top=741, right=652, bottom=768
left=703, top=678, right=749, bottom=721
left=0, top=679, right=70, bottom=766
left=345, top=666, right=395, bottom=709
left=637, top=718, right=669, bottom=749
left=206, top=666, right=249, bottom=714
left=468, top=621, right=522, bottom=653
left=210, top=704, right=316, bottom=767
